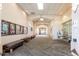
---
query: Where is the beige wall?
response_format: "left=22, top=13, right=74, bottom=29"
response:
left=27, top=19, right=34, bottom=34
left=2, top=3, right=28, bottom=26
left=0, top=3, right=34, bottom=54
left=0, top=3, right=2, bottom=55
left=49, top=16, right=63, bottom=39
left=1, top=3, right=28, bottom=45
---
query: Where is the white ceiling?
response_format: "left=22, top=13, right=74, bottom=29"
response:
left=17, top=3, right=71, bottom=25
left=18, top=3, right=71, bottom=16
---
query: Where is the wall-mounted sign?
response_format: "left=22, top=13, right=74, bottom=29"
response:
left=1, top=20, right=27, bottom=36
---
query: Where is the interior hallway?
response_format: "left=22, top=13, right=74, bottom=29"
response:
left=0, top=3, right=74, bottom=56
left=5, top=37, right=72, bottom=56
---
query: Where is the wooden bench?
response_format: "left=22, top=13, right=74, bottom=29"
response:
left=23, top=35, right=36, bottom=42
left=3, top=40, right=24, bottom=53
left=23, top=37, right=31, bottom=42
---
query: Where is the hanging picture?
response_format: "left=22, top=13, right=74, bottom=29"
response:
left=1, top=20, right=9, bottom=36
left=9, top=23, right=16, bottom=35
left=16, top=24, right=21, bottom=34
left=24, top=27, right=28, bottom=34
left=20, top=26, right=24, bottom=34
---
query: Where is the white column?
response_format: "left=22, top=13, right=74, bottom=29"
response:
left=72, top=4, right=79, bottom=55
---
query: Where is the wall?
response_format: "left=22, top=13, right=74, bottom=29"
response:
left=49, top=9, right=71, bottom=40
left=0, top=3, right=33, bottom=54
left=50, top=16, right=63, bottom=39
left=0, top=3, right=2, bottom=55
left=27, top=19, right=34, bottom=34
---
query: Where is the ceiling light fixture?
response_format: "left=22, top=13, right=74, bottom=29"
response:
left=37, top=3, right=43, bottom=10
left=40, top=18, right=44, bottom=21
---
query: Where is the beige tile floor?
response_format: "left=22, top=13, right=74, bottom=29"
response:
left=5, top=37, right=72, bottom=56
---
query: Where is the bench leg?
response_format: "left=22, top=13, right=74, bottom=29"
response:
left=10, top=49, right=13, bottom=53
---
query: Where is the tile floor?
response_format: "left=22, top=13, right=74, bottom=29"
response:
left=5, top=37, right=72, bottom=56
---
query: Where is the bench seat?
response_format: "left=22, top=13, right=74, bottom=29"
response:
left=23, top=35, right=36, bottom=42
left=3, top=40, right=24, bottom=53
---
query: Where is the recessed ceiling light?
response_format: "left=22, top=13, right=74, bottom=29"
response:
left=37, top=3, right=43, bottom=10
left=40, top=18, right=44, bottom=21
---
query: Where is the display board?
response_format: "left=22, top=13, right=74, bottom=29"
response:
left=16, top=25, right=21, bottom=34
left=9, top=23, right=16, bottom=35
left=1, top=20, right=27, bottom=36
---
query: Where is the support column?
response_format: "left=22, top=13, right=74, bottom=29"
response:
left=72, top=4, right=79, bottom=55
